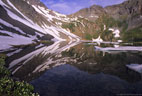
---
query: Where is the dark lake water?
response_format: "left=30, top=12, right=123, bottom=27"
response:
left=4, top=41, right=142, bottom=96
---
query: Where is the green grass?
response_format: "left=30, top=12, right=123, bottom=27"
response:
left=39, top=40, right=53, bottom=44
left=95, top=15, right=120, bottom=29
left=101, top=30, right=114, bottom=41
left=62, top=23, right=75, bottom=32
left=122, top=26, right=142, bottom=42
left=94, top=15, right=129, bottom=41
left=85, top=33, right=92, bottom=40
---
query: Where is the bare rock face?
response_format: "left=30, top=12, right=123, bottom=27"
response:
left=71, top=0, right=142, bottom=30
left=24, top=0, right=47, bottom=8
left=71, top=5, right=106, bottom=21
left=106, top=1, right=141, bottom=18
left=72, top=0, right=142, bottom=19
left=104, top=0, right=142, bottom=30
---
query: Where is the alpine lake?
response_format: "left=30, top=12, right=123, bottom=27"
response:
left=3, top=41, right=142, bottom=96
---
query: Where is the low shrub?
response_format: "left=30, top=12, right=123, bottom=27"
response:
left=0, top=54, right=39, bottom=96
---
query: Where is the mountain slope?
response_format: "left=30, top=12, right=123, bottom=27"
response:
left=68, top=0, right=142, bottom=42
left=105, top=0, right=142, bottom=29
left=0, top=0, right=142, bottom=51
left=0, top=0, right=80, bottom=50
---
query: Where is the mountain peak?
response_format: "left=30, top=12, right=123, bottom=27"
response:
left=23, top=0, right=47, bottom=8
left=70, top=4, right=105, bottom=20
left=90, top=4, right=103, bottom=9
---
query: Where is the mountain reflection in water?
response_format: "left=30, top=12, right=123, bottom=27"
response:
left=5, top=41, right=142, bottom=96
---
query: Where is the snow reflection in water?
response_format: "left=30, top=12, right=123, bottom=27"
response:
left=4, top=41, right=142, bottom=96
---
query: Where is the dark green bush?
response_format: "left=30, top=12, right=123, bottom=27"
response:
left=0, top=66, right=11, bottom=77
left=0, top=54, right=6, bottom=66
left=0, top=77, right=39, bottom=96
left=0, top=54, right=39, bottom=96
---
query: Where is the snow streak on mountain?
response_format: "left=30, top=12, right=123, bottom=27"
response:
left=0, top=0, right=80, bottom=50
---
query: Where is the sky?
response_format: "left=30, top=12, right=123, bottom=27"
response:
left=40, top=0, right=126, bottom=15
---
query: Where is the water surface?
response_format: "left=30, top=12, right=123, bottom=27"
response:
left=4, top=41, right=142, bottom=96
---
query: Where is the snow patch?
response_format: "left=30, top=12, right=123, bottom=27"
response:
left=32, top=5, right=53, bottom=21
left=0, top=25, right=3, bottom=29
left=7, top=49, right=22, bottom=57
left=113, top=29, right=120, bottom=38
left=118, top=40, right=122, bottom=43
left=53, top=11, right=66, bottom=18
left=95, top=46, right=142, bottom=52
left=0, top=30, right=33, bottom=50
left=7, top=0, right=34, bottom=24
left=0, top=0, right=10, bottom=8
left=126, top=64, right=142, bottom=74
left=114, top=45, right=120, bottom=48
left=90, top=15, right=99, bottom=18
left=104, top=25, right=106, bottom=30
left=109, top=28, right=120, bottom=38
left=0, top=19, right=25, bottom=35
left=35, top=32, right=44, bottom=37
left=35, top=44, right=44, bottom=49
left=92, top=36, right=103, bottom=42
left=3, top=6, right=47, bottom=34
